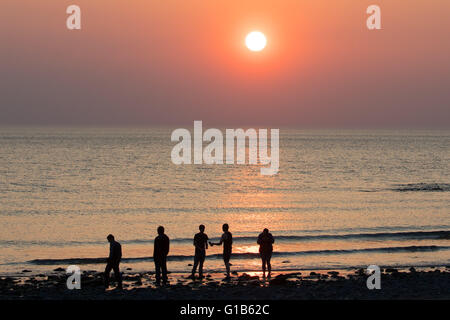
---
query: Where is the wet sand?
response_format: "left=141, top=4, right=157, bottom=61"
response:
left=1, top=266, right=449, bottom=300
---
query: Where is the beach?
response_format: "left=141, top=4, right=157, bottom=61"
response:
left=1, top=128, right=449, bottom=277
left=2, top=0, right=450, bottom=307
left=1, top=129, right=449, bottom=302
left=2, top=266, right=449, bottom=300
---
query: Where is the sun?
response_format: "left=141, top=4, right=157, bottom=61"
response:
left=245, top=31, right=267, bottom=52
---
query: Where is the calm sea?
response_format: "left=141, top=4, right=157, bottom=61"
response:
left=0, top=127, right=449, bottom=275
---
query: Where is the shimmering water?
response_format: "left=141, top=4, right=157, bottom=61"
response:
left=0, top=127, right=449, bottom=275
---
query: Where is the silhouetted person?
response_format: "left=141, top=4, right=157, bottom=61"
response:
left=104, top=234, right=123, bottom=289
left=153, top=226, right=170, bottom=285
left=210, top=223, right=233, bottom=278
left=257, top=228, right=274, bottom=277
left=191, top=224, right=208, bottom=279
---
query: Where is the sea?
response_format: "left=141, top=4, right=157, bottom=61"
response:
left=0, top=127, right=449, bottom=275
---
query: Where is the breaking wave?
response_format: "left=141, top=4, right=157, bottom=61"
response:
left=28, top=245, right=450, bottom=265
left=391, top=183, right=450, bottom=192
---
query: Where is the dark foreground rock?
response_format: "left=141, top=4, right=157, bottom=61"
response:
left=0, top=268, right=449, bottom=300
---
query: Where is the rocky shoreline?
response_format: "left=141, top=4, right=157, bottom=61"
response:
left=1, top=267, right=449, bottom=300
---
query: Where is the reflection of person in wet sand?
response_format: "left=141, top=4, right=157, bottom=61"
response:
left=190, top=224, right=209, bottom=279
left=257, top=228, right=274, bottom=277
left=104, top=234, right=123, bottom=289
left=210, top=223, right=233, bottom=279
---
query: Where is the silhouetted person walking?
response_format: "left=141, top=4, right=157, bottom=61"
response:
left=153, top=226, right=170, bottom=285
left=104, top=234, right=123, bottom=289
left=191, top=224, right=208, bottom=279
left=210, top=223, right=232, bottom=279
left=257, top=228, right=274, bottom=277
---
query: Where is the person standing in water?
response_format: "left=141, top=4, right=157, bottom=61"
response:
left=210, top=223, right=233, bottom=279
left=190, top=224, right=209, bottom=279
left=153, top=226, right=170, bottom=285
left=257, top=228, right=275, bottom=277
left=104, top=234, right=123, bottom=289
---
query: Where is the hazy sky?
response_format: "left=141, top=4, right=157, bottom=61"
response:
left=1, top=0, right=449, bottom=127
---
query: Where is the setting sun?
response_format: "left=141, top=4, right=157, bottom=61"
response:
left=1, top=0, right=449, bottom=306
left=245, top=31, right=267, bottom=52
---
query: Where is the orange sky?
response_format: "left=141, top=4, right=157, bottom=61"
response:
left=1, top=0, right=449, bottom=127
